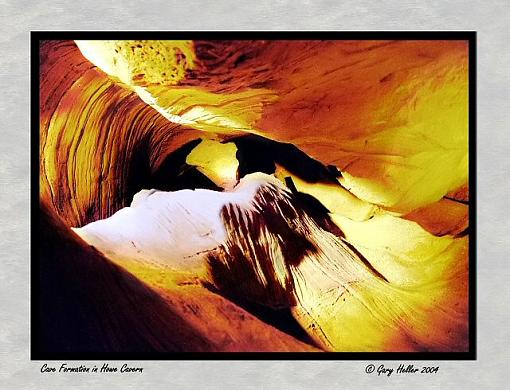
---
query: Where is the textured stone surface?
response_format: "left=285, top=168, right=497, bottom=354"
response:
left=40, top=41, right=204, bottom=226
left=40, top=201, right=317, bottom=352
left=76, top=39, right=469, bottom=214
left=74, top=174, right=468, bottom=352
left=37, top=39, right=469, bottom=353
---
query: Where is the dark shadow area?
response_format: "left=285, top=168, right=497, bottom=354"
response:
left=37, top=203, right=213, bottom=354
left=286, top=177, right=389, bottom=283
left=126, top=134, right=343, bottom=207
left=204, top=182, right=331, bottom=349
left=126, top=138, right=222, bottom=204
left=231, top=134, right=341, bottom=183
left=149, top=139, right=221, bottom=192
left=284, top=176, right=346, bottom=239
left=203, top=282, right=320, bottom=350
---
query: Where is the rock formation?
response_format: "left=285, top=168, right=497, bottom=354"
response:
left=37, top=39, right=469, bottom=352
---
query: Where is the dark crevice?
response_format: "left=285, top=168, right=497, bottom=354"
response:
left=340, top=239, right=389, bottom=283
left=231, top=134, right=341, bottom=184
left=126, top=138, right=222, bottom=203
left=284, top=176, right=346, bottom=239
left=444, top=196, right=469, bottom=205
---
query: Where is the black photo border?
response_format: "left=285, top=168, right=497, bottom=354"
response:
left=30, top=31, right=476, bottom=361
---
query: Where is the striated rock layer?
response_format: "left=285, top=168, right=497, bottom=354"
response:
left=39, top=201, right=317, bottom=352
left=75, top=39, right=469, bottom=214
left=40, top=41, right=204, bottom=227
left=74, top=174, right=467, bottom=352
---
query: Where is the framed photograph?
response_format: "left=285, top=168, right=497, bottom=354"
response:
left=32, top=32, right=475, bottom=360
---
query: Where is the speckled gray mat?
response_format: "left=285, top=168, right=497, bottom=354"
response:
left=1, top=1, right=508, bottom=388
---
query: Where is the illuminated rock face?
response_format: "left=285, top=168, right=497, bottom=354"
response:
left=39, top=203, right=316, bottom=352
left=73, top=174, right=276, bottom=269
left=38, top=39, right=469, bottom=352
left=75, top=39, right=469, bottom=213
left=40, top=41, right=204, bottom=227
left=74, top=173, right=467, bottom=352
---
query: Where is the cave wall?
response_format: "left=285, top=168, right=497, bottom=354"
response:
left=41, top=40, right=469, bottom=225
left=39, top=202, right=317, bottom=353
left=40, top=41, right=203, bottom=226
left=75, top=39, right=469, bottom=215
